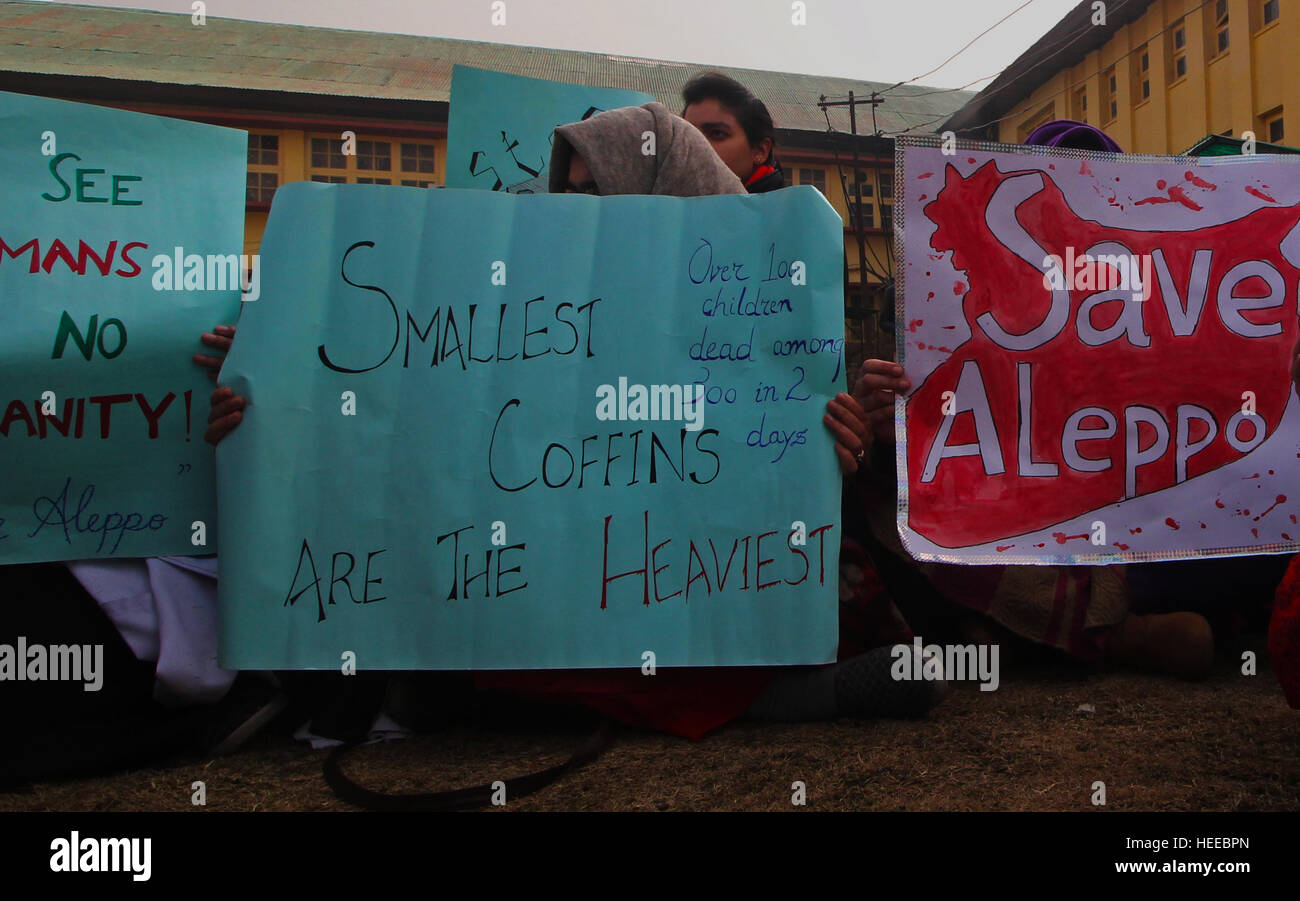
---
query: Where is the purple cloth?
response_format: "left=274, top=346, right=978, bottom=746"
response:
left=1023, top=119, right=1123, bottom=154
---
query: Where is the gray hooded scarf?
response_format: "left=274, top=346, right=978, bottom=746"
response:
left=548, top=102, right=746, bottom=197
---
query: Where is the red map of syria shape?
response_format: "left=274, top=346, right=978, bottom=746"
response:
left=907, top=161, right=1300, bottom=549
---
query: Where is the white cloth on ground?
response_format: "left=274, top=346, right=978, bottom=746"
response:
left=65, top=555, right=234, bottom=707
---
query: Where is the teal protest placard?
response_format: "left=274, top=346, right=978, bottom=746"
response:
left=446, top=66, right=656, bottom=192
left=217, top=182, right=845, bottom=669
left=0, top=91, right=246, bottom=564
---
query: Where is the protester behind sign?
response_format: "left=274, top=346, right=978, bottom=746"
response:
left=680, top=72, right=784, bottom=193
left=202, top=103, right=942, bottom=739
left=473, top=102, right=946, bottom=738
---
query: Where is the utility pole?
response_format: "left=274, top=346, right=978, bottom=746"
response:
left=818, top=90, right=886, bottom=361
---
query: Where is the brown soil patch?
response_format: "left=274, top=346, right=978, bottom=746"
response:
left=3, top=642, right=1297, bottom=812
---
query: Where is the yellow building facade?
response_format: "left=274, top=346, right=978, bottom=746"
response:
left=995, top=0, right=1291, bottom=154
left=233, top=127, right=898, bottom=360
left=236, top=128, right=894, bottom=296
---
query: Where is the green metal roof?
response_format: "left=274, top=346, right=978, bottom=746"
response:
left=1185, top=133, right=1300, bottom=156
left=0, top=1, right=972, bottom=136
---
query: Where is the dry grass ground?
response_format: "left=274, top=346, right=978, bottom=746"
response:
left=3, top=639, right=1297, bottom=812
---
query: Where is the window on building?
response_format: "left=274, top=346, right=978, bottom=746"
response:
left=1102, top=67, right=1118, bottom=123
left=310, top=136, right=347, bottom=172
left=353, top=140, right=392, bottom=186
left=841, top=170, right=868, bottom=226
left=400, top=142, right=438, bottom=187
left=1017, top=101, right=1055, bottom=142
left=246, top=133, right=279, bottom=204
left=1072, top=87, right=1088, bottom=121
left=1135, top=45, right=1150, bottom=102
left=355, top=140, right=391, bottom=173
left=1264, top=0, right=1279, bottom=25
left=847, top=201, right=873, bottom=229
left=879, top=169, right=893, bottom=200
left=796, top=167, right=827, bottom=195
left=1263, top=108, right=1285, bottom=144
left=249, top=132, right=278, bottom=166
left=844, top=170, right=872, bottom=213
left=1213, top=0, right=1230, bottom=55
left=881, top=204, right=893, bottom=232
left=309, top=135, right=435, bottom=186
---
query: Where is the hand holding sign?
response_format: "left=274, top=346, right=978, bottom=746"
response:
left=856, top=359, right=910, bottom=445
left=193, top=324, right=237, bottom=383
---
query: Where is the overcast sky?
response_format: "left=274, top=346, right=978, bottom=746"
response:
left=64, top=0, right=1082, bottom=90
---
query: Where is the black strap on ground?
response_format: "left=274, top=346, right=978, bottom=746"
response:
left=323, top=719, right=617, bottom=811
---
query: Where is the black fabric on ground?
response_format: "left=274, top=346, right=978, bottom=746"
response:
left=1127, top=556, right=1288, bottom=632
left=0, top=563, right=201, bottom=787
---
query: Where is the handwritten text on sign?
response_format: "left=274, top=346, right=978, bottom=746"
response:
left=0, top=91, right=245, bottom=564
left=897, top=139, right=1300, bottom=564
left=217, top=183, right=845, bottom=669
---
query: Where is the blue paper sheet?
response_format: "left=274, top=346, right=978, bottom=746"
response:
left=446, top=66, right=655, bottom=192
left=217, top=182, right=845, bottom=669
left=0, top=91, right=245, bottom=563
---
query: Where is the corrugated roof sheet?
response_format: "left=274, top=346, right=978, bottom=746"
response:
left=0, top=1, right=971, bottom=136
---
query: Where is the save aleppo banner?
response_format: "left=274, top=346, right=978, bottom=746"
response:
left=216, top=182, right=845, bottom=669
left=446, top=66, right=655, bottom=193
left=0, top=91, right=246, bottom=564
left=896, top=136, right=1300, bottom=564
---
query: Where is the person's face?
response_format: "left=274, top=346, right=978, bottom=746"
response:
left=564, top=152, right=599, bottom=194
left=683, top=99, right=769, bottom=182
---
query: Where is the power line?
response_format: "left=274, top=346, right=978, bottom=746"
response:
left=879, top=0, right=1138, bottom=132
left=953, top=0, right=1213, bottom=138
left=819, top=104, right=893, bottom=283
left=878, top=0, right=1037, bottom=97
left=882, top=0, right=1190, bottom=138
left=892, top=70, right=1005, bottom=100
